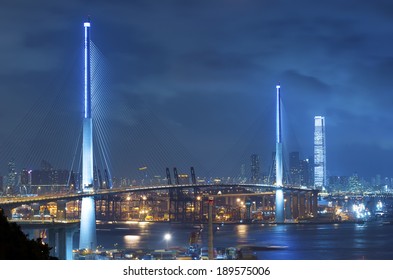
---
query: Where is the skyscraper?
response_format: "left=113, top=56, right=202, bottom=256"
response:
left=314, top=116, right=326, bottom=190
left=299, top=158, right=310, bottom=186
left=289, top=151, right=300, bottom=186
left=250, top=154, right=260, bottom=183
left=7, top=159, right=17, bottom=194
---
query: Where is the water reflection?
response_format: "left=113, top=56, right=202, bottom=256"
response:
left=236, top=224, right=248, bottom=239
left=123, top=235, right=141, bottom=249
left=73, top=222, right=393, bottom=259
left=138, top=222, right=149, bottom=228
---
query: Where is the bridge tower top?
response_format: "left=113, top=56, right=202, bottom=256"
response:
left=275, top=83, right=283, bottom=187
left=82, top=17, right=93, bottom=192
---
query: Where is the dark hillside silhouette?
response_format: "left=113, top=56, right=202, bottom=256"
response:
left=0, top=208, right=57, bottom=260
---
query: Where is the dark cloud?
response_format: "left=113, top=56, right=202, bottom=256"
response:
left=1, top=0, right=393, bottom=180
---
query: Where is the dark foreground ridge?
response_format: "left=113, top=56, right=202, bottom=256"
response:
left=0, top=208, right=57, bottom=260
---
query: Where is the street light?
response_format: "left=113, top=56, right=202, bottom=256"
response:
left=164, top=233, right=171, bottom=250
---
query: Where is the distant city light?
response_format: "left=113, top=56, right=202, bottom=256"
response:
left=376, top=201, right=383, bottom=211
left=352, top=203, right=370, bottom=219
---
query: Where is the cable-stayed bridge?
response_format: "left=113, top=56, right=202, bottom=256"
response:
left=0, top=19, right=318, bottom=259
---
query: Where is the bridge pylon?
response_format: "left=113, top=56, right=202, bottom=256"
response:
left=275, top=84, right=285, bottom=223
left=79, top=18, right=97, bottom=251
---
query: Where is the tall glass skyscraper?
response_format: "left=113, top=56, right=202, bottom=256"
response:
left=250, top=154, right=260, bottom=183
left=314, top=116, right=326, bottom=190
left=289, top=151, right=300, bottom=186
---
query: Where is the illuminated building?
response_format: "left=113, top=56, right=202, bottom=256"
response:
left=299, top=158, right=310, bottom=186
left=314, top=116, right=326, bottom=190
left=7, top=159, right=17, bottom=194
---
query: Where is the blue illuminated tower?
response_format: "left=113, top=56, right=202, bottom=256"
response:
left=79, top=18, right=97, bottom=251
left=275, top=84, right=284, bottom=223
left=314, top=116, right=326, bottom=190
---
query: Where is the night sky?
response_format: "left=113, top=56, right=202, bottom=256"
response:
left=1, top=0, right=393, bottom=180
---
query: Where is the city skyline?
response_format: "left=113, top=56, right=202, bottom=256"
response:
left=1, top=1, right=393, bottom=179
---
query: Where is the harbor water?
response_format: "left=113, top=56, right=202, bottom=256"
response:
left=73, top=221, right=393, bottom=260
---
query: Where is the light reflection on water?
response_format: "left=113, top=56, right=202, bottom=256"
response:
left=123, top=235, right=141, bottom=248
left=74, top=222, right=393, bottom=259
left=235, top=224, right=248, bottom=239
